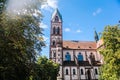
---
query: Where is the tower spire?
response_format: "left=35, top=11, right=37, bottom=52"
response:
left=50, top=9, right=63, bottom=79
left=51, top=8, right=62, bottom=22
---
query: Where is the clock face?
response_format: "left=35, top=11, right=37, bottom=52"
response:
left=55, top=16, right=59, bottom=22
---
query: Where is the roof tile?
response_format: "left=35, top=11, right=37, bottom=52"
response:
left=63, top=40, right=97, bottom=49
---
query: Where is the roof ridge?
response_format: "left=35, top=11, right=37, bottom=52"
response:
left=63, top=40, right=96, bottom=42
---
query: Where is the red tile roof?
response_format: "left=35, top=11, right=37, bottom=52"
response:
left=63, top=40, right=97, bottom=49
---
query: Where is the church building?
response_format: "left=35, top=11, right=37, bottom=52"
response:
left=49, top=9, right=103, bottom=80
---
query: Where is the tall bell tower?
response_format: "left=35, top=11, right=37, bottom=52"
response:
left=50, top=8, right=63, bottom=64
left=50, top=9, right=63, bottom=80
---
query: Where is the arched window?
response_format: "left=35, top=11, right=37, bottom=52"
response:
left=90, top=53, right=95, bottom=61
left=73, top=69, right=76, bottom=75
left=53, top=40, right=55, bottom=46
left=78, top=53, right=83, bottom=61
left=57, top=27, right=60, bottom=34
left=53, top=27, right=55, bottom=34
left=95, top=68, right=98, bottom=75
left=53, top=52, right=56, bottom=57
left=65, top=52, right=71, bottom=61
left=66, top=69, right=68, bottom=75
left=55, top=16, right=59, bottom=22
left=80, top=69, right=84, bottom=75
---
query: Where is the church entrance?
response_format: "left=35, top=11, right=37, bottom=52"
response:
left=87, top=69, right=91, bottom=80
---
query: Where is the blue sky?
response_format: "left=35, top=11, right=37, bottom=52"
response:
left=40, top=0, right=120, bottom=57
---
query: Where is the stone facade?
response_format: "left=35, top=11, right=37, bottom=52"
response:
left=50, top=9, right=103, bottom=80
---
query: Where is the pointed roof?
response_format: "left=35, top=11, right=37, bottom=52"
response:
left=94, top=30, right=99, bottom=42
left=51, top=8, right=62, bottom=21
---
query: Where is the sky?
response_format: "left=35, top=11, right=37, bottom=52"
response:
left=40, top=0, right=120, bottom=57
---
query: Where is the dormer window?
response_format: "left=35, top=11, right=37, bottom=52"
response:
left=66, top=46, right=69, bottom=48
left=89, top=46, right=91, bottom=48
left=55, top=16, right=59, bottom=22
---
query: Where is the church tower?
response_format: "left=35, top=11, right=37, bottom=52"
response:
left=50, top=9, right=63, bottom=80
left=50, top=9, right=63, bottom=64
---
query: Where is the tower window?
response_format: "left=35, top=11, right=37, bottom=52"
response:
left=53, top=52, right=56, bottom=57
left=65, top=52, right=71, bottom=61
left=57, top=27, right=60, bottom=34
left=95, top=68, right=98, bottom=75
left=73, top=69, right=76, bottom=75
left=53, top=27, right=55, bottom=34
left=55, top=16, right=59, bottom=22
left=80, top=69, right=84, bottom=75
left=89, top=46, right=92, bottom=48
left=66, top=69, right=68, bottom=75
left=52, top=40, right=55, bottom=46
left=78, top=53, right=83, bottom=61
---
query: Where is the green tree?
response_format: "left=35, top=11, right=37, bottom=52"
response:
left=0, top=0, right=46, bottom=80
left=99, top=25, right=120, bottom=80
left=32, top=56, right=59, bottom=80
left=0, top=0, right=6, bottom=13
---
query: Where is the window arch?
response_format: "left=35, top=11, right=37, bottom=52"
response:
left=80, top=69, right=84, bottom=75
left=52, top=40, right=55, bottom=46
left=65, top=52, right=71, bottom=61
left=78, top=53, right=83, bottom=61
left=95, top=68, right=98, bottom=75
left=57, top=27, right=60, bottom=34
left=66, top=69, right=68, bottom=75
left=53, top=52, right=56, bottom=57
left=53, top=27, right=55, bottom=34
left=73, top=69, right=76, bottom=75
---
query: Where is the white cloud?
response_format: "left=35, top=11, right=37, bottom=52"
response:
left=6, top=0, right=42, bottom=16
left=41, top=0, right=58, bottom=11
left=64, top=28, right=70, bottom=32
left=39, top=22, right=48, bottom=29
left=76, top=29, right=82, bottom=33
left=93, top=8, right=102, bottom=16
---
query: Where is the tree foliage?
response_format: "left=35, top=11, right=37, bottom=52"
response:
left=99, top=25, right=120, bottom=80
left=31, top=56, right=60, bottom=80
left=0, top=0, right=46, bottom=80
left=0, top=0, right=6, bottom=13
left=0, top=0, right=59, bottom=80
